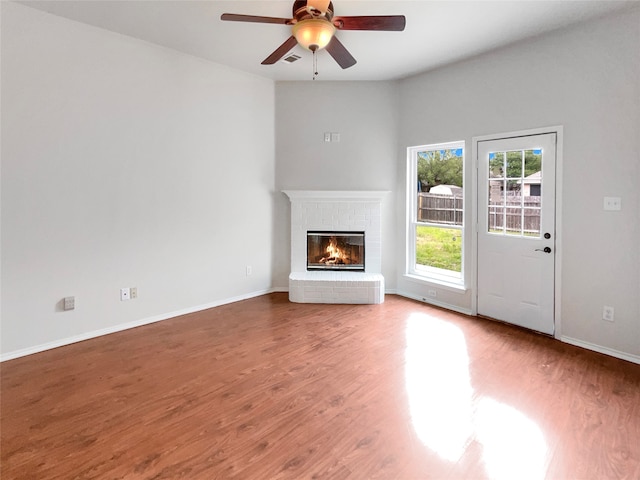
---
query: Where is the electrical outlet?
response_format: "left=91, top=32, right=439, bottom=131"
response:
left=130, top=287, right=138, bottom=299
left=603, top=305, right=614, bottom=322
left=120, top=287, right=130, bottom=301
left=324, top=132, right=331, bottom=142
left=428, top=290, right=437, bottom=297
left=246, top=266, right=252, bottom=276
left=63, top=296, right=75, bottom=311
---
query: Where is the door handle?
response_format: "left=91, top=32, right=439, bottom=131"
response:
left=535, top=247, right=552, bottom=253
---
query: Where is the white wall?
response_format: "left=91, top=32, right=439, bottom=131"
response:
left=273, top=81, right=399, bottom=290
left=1, top=3, right=275, bottom=358
left=397, top=8, right=640, bottom=359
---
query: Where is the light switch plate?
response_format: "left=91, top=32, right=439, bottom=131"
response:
left=604, top=197, right=621, bottom=211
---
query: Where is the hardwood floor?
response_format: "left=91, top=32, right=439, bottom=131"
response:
left=2, top=293, right=639, bottom=479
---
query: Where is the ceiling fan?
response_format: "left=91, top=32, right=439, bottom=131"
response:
left=220, top=0, right=406, bottom=69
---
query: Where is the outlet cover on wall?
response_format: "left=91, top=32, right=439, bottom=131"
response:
left=63, top=296, right=75, bottom=310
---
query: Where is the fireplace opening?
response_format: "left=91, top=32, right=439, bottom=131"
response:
left=307, top=231, right=365, bottom=271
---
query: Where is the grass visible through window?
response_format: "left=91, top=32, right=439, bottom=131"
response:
left=416, top=226, right=462, bottom=272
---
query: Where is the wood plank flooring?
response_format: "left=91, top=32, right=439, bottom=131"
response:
left=2, top=293, right=639, bottom=479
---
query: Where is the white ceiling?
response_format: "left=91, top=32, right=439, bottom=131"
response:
left=18, top=0, right=638, bottom=81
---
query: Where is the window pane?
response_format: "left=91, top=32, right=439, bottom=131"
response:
left=416, top=148, right=463, bottom=226
left=489, top=152, right=504, bottom=178
left=506, top=150, right=523, bottom=178
left=416, top=225, right=462, bottom=273
left=488, top=178, right=504, bottom=207
left=524, top=207, right=541, bottom=236
left=505, top=206, right=522, bottom=235
left=524, top=149, right=542, bottom=178
left=488, top=206, right=505, bottom=233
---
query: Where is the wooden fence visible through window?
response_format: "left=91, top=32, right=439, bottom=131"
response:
left=488, top=195, right=541, bottom=234
left=418, top=193, right=541, bottom=234
left=417, top=193, right=463, bottom=225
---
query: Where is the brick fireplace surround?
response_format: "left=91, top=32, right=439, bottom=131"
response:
left=283, top=191, right=388, bottom=304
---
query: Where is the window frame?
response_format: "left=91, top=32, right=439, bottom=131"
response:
left=406, top=140, right=466, bottom=287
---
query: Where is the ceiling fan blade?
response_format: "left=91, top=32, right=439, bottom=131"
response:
left=325, top=36, right=356, bottom=69
left=221, top=13, right=292, bottom=25
left=261, top=36, right=299, bottom=65
left=333, top=15, right=406, bottom=31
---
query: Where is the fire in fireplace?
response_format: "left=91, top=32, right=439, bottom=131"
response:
left=307, top=231, right=365, bottom=271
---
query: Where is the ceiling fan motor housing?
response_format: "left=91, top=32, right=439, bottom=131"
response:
left=292, top=1, right=337, bottom=51
left=293, top=1, right=335, bottom=21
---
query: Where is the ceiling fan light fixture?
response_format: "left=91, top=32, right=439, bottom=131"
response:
left=292, top=18, right=336, bottom=51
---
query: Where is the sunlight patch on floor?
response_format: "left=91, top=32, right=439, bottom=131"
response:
left=405, top=312, right=473, bottom=462
left=405, top=311, right=548, bottom=478
left=476, top=397, right=548, bottom=480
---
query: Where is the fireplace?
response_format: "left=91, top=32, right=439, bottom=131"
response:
left=284, top=190, right=388, bottom=304
left=307, top=231, right=365, bottom=271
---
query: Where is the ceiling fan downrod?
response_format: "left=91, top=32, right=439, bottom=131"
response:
left=311, top=45, right=319, bottom=80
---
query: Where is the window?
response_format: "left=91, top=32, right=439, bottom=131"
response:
left=407, top=141, right=464, bottom=284
left=488, top=149, right=542, bottom=237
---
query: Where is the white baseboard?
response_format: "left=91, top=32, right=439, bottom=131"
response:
left=397, top=293, right=639, bottom=364
left=5, top=290, right=637, bottom=366
left=561, top=336, right=640, bottom=365
left=1, top=288, right=274, bottom=362
left=396, top=291, right=473, bottom=316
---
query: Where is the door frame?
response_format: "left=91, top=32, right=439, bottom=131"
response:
left=471, top=126, right=564, bottom=339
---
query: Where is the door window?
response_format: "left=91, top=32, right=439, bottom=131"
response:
left=487, top=149, right=542, bottom=237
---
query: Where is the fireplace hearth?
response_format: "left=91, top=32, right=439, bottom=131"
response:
left=307, top=231, right=364, bottom=271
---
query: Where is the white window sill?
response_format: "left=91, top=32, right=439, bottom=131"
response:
left=403, top=273, right=468, bottom=294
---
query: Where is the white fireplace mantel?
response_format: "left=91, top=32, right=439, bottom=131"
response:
left=283, top=190, right=390, bottom=202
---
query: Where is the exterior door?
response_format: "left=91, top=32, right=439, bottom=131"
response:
left=477, top=133, right=556, bottom=335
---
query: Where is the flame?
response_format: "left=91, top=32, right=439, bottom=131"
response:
left=326, top=237, right=344, bottom=260
left=320, top=236, right=347, bottom=264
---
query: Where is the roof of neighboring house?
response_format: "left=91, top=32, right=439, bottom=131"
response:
left=430, top=185, right=463, bottom=195
left=519, top=171, right=541, bottom=184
